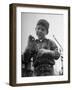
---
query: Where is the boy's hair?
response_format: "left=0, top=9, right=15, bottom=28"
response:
left=37, top=19, right=49, bottom=34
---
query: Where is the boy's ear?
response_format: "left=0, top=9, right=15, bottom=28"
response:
left=45, top=30, right=48, bottom=35
left=35, top=27, right=37, bottom=31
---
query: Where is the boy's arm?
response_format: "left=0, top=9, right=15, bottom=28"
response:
left=39, top=48, right=60, bottom=59
left=50, top=40, right=60, bottom=59
left=39, top=40, right=60, bottom=59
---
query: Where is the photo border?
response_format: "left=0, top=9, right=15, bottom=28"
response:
left=9, top=3, right=70, bottom=86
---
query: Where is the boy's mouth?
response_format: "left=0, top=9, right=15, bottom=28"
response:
left=38, top=33, right=44, bottom=39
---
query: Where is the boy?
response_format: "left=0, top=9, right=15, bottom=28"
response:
left=22, top=19, right=60, bottom=76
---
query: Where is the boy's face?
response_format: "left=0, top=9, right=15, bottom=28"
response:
left=35, top=25, right=47, bottom=40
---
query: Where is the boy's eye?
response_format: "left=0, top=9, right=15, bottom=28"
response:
left=38, top=27, right=40, bottom=30
left=41, top=29, right=44, bottom=31
left=38, top=28, right=44, bottom=31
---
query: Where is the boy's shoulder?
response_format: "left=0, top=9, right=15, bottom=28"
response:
left=44, top=38, right=56, bottom=45
left=48, top=39, right=56, bottom=44
left=48, top=39, right=58, bottom=48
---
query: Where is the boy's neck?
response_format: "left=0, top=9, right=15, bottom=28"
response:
left=38, top=37, right=46, bottom=41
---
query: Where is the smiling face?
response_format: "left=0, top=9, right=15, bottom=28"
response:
left=35, top=25, right=48, bottom=40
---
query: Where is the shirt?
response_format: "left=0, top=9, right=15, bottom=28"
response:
left=22, top=36, right=60, bottom=76
left=33, top=38, right=60, bottom=67
left=23, top=37, right=60, bottom=65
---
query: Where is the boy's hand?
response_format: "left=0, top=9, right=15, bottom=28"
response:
left=37, top=49, right=44, bottom=57
left=38, top=49, right=54, bottom=55
left=39, top=48, right=50, bottom=53
left=38, top=48, right=49, bottom=55
left=37, top=48, right=50, bottom=57
left=38, top=49, right=45, bottom=54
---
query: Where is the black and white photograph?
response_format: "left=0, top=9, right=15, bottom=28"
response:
left=9, top=3, right=70, bottom=86
left=21, top=13, right=63, bottom=77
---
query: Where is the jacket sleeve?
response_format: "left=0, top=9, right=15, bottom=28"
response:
left=50, top=40, right=60, bottom=60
